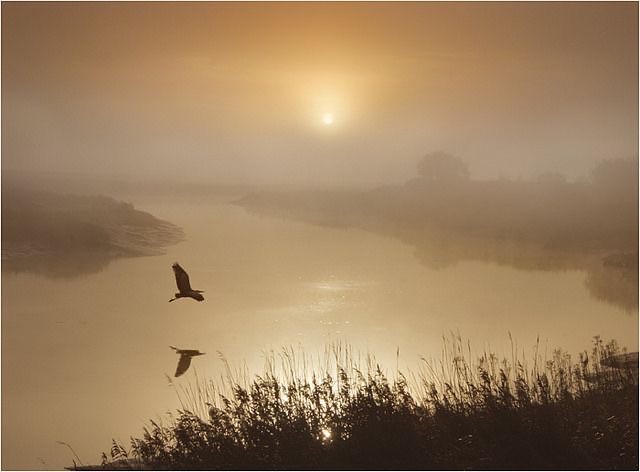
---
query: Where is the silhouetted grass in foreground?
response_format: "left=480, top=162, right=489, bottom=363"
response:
left=98, top=337, right=637, bottom=470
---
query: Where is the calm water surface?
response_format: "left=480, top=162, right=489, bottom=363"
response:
left=2, top=196, right=637, bottom=469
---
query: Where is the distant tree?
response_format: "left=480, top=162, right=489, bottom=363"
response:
left=417, top=152, right=470, bottom=182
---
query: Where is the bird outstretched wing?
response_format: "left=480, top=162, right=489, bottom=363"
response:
left=175, top=354, right=192, bottom=377
left=172, top=263, right=193, bottom=293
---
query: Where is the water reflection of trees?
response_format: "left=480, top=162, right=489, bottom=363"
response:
left=410, top=232, right=638, bottom=313
left=584, top=255, right=638, bottom=313
left=239, top=155, right=638, bottom=313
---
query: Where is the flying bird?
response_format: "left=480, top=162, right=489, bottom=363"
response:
left=170, top=346, right=205, bottom=377
left=169, top=262, right=205, bottom=302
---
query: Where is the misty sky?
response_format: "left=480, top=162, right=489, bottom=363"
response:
left=2, top=2, right=638, bottom=185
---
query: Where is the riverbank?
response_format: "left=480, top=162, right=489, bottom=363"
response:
left=91, top=338, right=638, bottom=470
left=2, top=188, right=184, bottom=278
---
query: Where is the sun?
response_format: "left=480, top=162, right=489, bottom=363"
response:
left=322, top=113, right=334, bottom=125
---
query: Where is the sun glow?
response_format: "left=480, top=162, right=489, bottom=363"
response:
left=322, top=113, right=334, bottom=125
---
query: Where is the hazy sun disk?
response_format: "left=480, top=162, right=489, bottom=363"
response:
left=322, top=113, right=334, bottom=125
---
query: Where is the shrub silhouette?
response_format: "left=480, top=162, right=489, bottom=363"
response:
left=95, top=337, right=638, bottom=470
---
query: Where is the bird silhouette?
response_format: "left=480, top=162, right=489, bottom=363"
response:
left=170, top=346, right=205, bottom=377
left=169, top=262, right=205, bottom=302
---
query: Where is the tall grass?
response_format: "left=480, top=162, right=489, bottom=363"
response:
left=101, top=336, right=638, bottom=470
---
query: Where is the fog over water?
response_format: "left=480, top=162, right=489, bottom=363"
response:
left=1, top=2, right=638, bottom=470
left=2, top=176, right=637, bottom=469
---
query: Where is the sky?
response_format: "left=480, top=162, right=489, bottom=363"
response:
left=2, top=2, right=638, bottom=185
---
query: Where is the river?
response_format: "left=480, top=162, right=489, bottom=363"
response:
left=2, top=194, right=637, bottom=469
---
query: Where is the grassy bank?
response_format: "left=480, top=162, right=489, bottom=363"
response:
left=2, top=187, right=184, bottom=278
left=96, top=337, right=637, bottom=470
